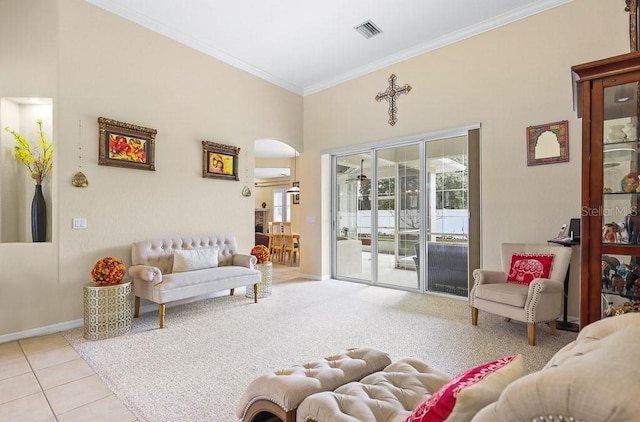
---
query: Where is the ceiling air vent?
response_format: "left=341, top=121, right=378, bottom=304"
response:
left=354, top=20, right=382, bottom=39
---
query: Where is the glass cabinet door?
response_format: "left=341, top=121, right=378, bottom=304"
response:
left=601, top=80, right=640, bottom=317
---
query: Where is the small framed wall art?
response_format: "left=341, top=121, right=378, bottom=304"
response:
left=98, top=117, right=157, bottom=171
left=526, top=120, right=569, bottom=166
left=292, top=193, right=300, bottom=204
left=202, top=141, right=240, bottom=180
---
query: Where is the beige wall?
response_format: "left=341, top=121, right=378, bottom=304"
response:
left=300, top=0, right=629, bottom=317
left=0, top=0, right=631, bottom=338
left=0, top=0, right=302, bottom=337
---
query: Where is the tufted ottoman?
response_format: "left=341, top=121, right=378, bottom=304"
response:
left=295, top=358, right=451, bottom=422
left=236, top=347, right=392, bottom=422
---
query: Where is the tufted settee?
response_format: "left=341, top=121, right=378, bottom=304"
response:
left=238, top=313, right=640, bottom=421
left=128, top=235, right=260, bottom=328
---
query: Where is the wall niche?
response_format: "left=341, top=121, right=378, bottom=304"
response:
left=0, top=97, right=53, bottom=243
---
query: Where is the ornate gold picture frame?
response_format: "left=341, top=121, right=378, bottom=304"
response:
left=98, top=117, right=157, bottom=171
left=202, top=141, right=240, bottom=180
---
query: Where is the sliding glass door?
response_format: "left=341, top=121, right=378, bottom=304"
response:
left=376, top=144, right=421, bottom=289
left=425, top=136, right=469, bottom=296
left=335, top=152, right=372, bottom=282
left=332, top=129, right=476, bottom=297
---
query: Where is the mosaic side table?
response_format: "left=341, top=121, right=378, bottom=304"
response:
left=83, top=280, right=133, bottom=340
left=246, top=262, right=272, bottom=299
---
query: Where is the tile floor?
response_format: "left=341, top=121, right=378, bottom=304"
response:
left=0, top=332, right=136, bottom=422
left=0, top=263, right=302, bottom=422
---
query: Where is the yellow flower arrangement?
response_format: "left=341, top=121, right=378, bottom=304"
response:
left=4, top=120, right=53, bottom=185
left=250, top=245, right=270, bottom=264
left=91, top=256, right=127, bottom=286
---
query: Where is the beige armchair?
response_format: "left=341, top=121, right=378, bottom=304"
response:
left=469, top=243, right=572, bottom=346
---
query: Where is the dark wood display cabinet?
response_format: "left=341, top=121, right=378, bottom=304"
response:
left=573, top=51, right=640, bottom=328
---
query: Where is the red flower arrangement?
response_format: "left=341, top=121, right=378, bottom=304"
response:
left=91, top=256, right=127, bottom=285
left=250, top=245, right=270, bottom=264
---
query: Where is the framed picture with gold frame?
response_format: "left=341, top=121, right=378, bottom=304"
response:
left=98, top=117, right=157, bottom=171
left=292, top=193, right=300, bottom=204
left=526, top=120, right=569, bottom=166
left=202, top=141, right=239, bottom=180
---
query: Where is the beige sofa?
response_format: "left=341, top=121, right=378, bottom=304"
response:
left=128, top=235, right=260, bottom=328
left=239, top=313, right=640, bottom=421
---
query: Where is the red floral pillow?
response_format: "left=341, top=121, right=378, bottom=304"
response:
left=405, top=355, right=523, bottom=422
left=506, top=253, right=554, bottom=285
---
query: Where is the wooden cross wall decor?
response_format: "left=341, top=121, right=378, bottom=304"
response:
left=375, top=73, right=412, bottom=126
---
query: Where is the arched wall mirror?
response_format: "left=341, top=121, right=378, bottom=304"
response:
left=526, top=120, right=569, bottom=166
left=0, top=97, right=53, bottom=242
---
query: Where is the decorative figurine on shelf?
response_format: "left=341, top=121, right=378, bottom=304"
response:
left=602, top=255, right=621, bottom=290
left=612, top=274, right=626, bottom=292
left=602, top=222, right=621, bottom=243
left=621, top=173, right=640, bottom=192
left=619, top=222, right=630, bottom=243
left=625, top=213, right=640, bottom=244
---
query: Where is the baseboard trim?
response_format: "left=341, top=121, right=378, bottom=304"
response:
left=1, top=279, right=337, bottom=343
left=0, top=319, right=84, bottom=344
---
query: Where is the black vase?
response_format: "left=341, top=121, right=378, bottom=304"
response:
left=31, top=184, right=47, bottom=242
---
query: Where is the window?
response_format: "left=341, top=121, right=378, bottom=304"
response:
left=435, top=156, right=467, bottom=210
left=272, top=189, right=291, bottom=222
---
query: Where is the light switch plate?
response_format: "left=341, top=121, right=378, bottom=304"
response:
left=72, top=218, right=87, bottom=229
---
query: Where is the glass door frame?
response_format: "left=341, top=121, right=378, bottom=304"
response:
left=330, top=124, right=479, bottom=295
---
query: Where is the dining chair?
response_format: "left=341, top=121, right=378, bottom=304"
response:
left=283, top=234, right=299, bottom=264
left=270, top=233, right=284, bottom=263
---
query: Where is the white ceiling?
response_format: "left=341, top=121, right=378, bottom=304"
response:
left=86, top=0, right=570, bottom=96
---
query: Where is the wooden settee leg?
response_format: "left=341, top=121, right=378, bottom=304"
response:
left=471, top=307, right=478, bottom=325
left=527, top=323, right=536, bottom=346
left=230, top=288, right=235, bottom=296
left=254, top=284, right=258, bottom=303
left=159, top=303, right=166, bottom=329
left=134, top=296, right=140, bottom=318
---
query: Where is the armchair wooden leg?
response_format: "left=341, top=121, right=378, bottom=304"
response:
left=527, top=323, right=536, bottom=346
left=471, top=307, right=478, bottom=325
left=134, top=296, right=140, bottom=318
left=230, top=288, right=235, bottom=296
left=549, top=320, right=559, bottom=336
left=254, top=284, right=258, bottom=304
left=159, top=304, right=166, bottom=329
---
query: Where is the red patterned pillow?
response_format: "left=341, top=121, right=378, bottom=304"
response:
left=406, top=355, right=523, bottom=422
left=506, top=253, right=554, bottom=285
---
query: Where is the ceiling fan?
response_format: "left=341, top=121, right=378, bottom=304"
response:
left=345, top=159, right=369, bottom=183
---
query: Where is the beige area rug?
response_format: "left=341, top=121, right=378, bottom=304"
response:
left=63, top=278, right=577, bottom=422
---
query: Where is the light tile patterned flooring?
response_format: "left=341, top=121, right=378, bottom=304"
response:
left=0, top=333, right=136, bottom=422
left=0, top=263, right=302, bottom=422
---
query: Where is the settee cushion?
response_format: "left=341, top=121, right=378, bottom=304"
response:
left=296, top=357, right=451, bottom=422
left=236, top=347, right=392, bottom=419
left=172, top=247, right=219, bottom=272
left=407, top=354, right=523, bottom=422
left=506, top=254, right=554, bottom=285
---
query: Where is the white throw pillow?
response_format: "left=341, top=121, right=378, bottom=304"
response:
left=172, top=247, right=219, bottom=273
